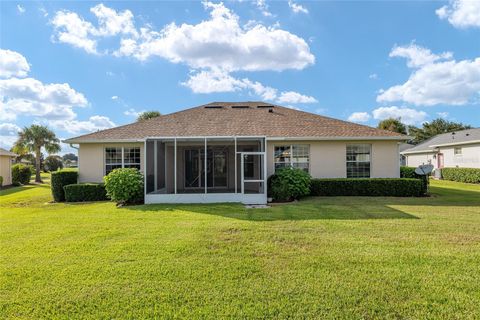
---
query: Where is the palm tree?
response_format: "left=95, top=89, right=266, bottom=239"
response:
left=14, top=125, right=61, bottom=183
left=137, top=111, right=161, bottom=121
left=377, top=118, right=407, bottom=135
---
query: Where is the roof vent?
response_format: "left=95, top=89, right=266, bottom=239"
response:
left=232, top=105, right=250, bottom=109
left=257, top=105, right=274, bottom=109
left=268, top=109, right=274, bottom=113
left=205, top=105, right=223, bottom=109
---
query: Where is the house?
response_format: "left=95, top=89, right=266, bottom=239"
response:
left=399, top=143, right=414, bottom=166
left=401, top=128, right=480, bottom=170
left=64, top=102, right=408, bottom=204
left=0, top=148, right=17, bottom=186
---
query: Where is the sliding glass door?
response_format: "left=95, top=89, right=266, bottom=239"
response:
left=184, top=148, right=228, bottom=189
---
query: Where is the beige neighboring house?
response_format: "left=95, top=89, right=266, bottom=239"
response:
left=401, top=128, right=480, bottom=170
left=0, top=148, right=17, bottom=186
left=64, top=102, right=408, bottom=204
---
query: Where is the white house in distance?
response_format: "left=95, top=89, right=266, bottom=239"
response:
left=401, top=128, right=480, bottom=170
left=64, top=102, right=408, bottom=204
left=0, top=148, right=17, bottom=186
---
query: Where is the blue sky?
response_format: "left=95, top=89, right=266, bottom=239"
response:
left=0, top=0, right=479, bottom=153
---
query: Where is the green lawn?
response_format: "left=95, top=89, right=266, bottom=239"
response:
left=1, top=179, right=480, bottom=319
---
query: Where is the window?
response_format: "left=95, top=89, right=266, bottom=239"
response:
left=274, top=145, right=309, bottom=172
left=454, top=147, right=462, bottom=155
left=105, top=147, right=141, bottom=175
left=346, top=144, right=371, bottom=178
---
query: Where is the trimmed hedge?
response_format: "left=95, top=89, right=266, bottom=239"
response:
left=12, top=164, right=32, bottom=185
left=64, top=183, right=108, bottom=202
left=400, top=166, right=421, bottom=179
left=51, top=170, right=78, bottom=202
left=310, top=178, right=425, bottom=197
left=441, top=167, right=480, bottom=184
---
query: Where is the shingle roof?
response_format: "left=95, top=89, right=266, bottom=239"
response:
left=401, top=128, right=480, bottom=154
left=0, top=148, right=16, bottom=157
left=65, top=102, right=406, bottom=143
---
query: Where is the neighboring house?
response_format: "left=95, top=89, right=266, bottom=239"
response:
left=0, top=148, right=17, bottom=186
left=401, top=128, right=480, bottom=170
left=64, top=102, right=408, bottom=204
left=399, top=143, right=414, bottom=166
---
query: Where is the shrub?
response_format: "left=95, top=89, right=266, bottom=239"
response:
left=44, top=155, right=64, bottom=172
left=51, top=170, right=78, bottom=202
left=0, top=176, right=3, bottom=187
left=12, top=164, right=32, bottom=185
left=310, top=178, right=425, bottom=197
left=268, top=167, right=311, bottom=201
left=104, top=168, right=144, bottom=205
left=64, top=183, right=108, bottom=202
left=441, top=168, right=480, bottom=184
left=400, top=166, right=429, bottom=193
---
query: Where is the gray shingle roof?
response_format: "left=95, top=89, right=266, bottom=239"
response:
left=401, top=128, right=480, bottom=154
left=65, top=101, right=407, bottom=143
left=0, top=148, right=16, bottom=157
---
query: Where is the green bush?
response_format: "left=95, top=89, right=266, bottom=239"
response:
left=64, top=183, right=108, bottom=202
left=310, top=178, right=425, bottom=197
left=441, top=168, right=480, bottom=184
left=400, top=166, right=420, bottom=179
left=51, top=170, right=78, bottom=202
left=12, top=164, right=32, bottom=185
left=44, top=155, right=64, bottom=172
left=104, top=168, right=144, bottom=205
left=268, top=167, right=311, bottom=201
left=0, top=176, right=3, bottom=187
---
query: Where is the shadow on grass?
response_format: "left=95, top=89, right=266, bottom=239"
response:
left=125, top=201, right=419, bottom=221
left=0, top=184, right=50, bottom=196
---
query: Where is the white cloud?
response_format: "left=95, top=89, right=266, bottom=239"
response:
left=0, top=49, right=30, bottom=78
left=436, top=0, right=480, bottom=29
left=50, top=11, right=98, bottom=54
left=182, top=69, right=316, bottom=103
left=390, top=43, right=452, bottom=68
left=50, top=115, right=115, bottom=134
left=348, top=112, right=371, bottom=123
left=255, top=0, right=273, bottom=17
left=369, top=73, right=378, bottom=80
left=17, top=4, right=25, bottom=14
left=0, top=122, right=21, bottom=149
left=288, top=1, right=309, bottom=14
left=437, top=111, right=449, bottom=119
left=89, top=4, right=137, bottom=37
left=277, top=91, right=317, bottom=104
left=378, top=45, right=480, bottom=106
left=372, top=106, right=428, bottom=125
left=111, top=95, right=118, bottom=100
left=124, top=108, right=145, bottom=118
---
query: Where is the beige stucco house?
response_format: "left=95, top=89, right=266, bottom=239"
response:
left=401, top=129, right=480, bottom=170
left=0, top=148, right=16, bottom=186
left=65, top=102, right=408, bottom=204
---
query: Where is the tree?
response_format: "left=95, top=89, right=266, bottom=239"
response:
left=44, top=155, right=64, bottom=172
left=14, top=125, right=61, bottom=183
left=62, top=153, right=78, bottom=162
left=377, top=118, right=407, bottom=134
left=137, top=111, right=161, bottom=121
left=408, top=118, right=472, bottom=144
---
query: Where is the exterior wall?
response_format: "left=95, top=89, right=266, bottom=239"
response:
left=404, top=143, right=480, bottom=169
left=78, top=143, right=144, bottom=183
left=266, top=140, right=400, bottom=179
left=0, top=155, right=13, bottom=186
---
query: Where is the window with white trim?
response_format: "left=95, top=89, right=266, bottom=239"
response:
left=105, top=147, right=141, bottom=175
left=346, top=144, right=371, bottom=178
left=274, top=144, right=309, bottom=172
left=454, top=147, right=462, bottom=155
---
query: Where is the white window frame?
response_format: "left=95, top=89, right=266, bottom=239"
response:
left=454, top=147, right=462, bottom=156
left=274, top=144, right=310, bottom=172
left=104, top=146, right=141, bottom=175
left=346, top=144, right=371, bottom=178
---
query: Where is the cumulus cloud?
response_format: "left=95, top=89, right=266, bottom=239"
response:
left=17, top=4, right=25, bottom=14
left=0, top=49, right=30, bottom=78
left=0, top=122, right=21, bottom=149
left=372, top=106, right=428, bottom=125
left=124, top=108, right=144, bottom=118
left=436, top=0, right=480, bottom=29
left=377, top=44, right=480, bottom=106
left=255, top=0, right=273, bottom=17
left=49, top=115, right=115, bottom=134
left=347, top=112, right=371, bottom=123
left=288, top=1, right=309, bottom=14
left=277, top=91, right=317, bottom=104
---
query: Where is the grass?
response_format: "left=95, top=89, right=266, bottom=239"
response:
left=1, top=178, right=480, bottom=319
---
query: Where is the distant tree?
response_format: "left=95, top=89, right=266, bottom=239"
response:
left=14, top=125, right=61, bottom=183
left=62, top=153, right=78, bottom=162
left=137, top=111, right=161, bottom=121
left=408, top=118, right=472, bottom=144
left=44, top=155, right=64, bottom=172
left=10, top=144, right=33, bottom=164
left=377, top=118, right=407, bottom=134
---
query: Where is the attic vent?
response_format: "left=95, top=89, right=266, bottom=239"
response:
left=205, top=105, right=223, bottom=109
left=257, top=105, right=274, bottom=109
left=232, top=105, right=250, bottom=109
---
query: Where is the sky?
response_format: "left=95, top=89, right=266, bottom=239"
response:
left=0, top=0, right=479, bottom=154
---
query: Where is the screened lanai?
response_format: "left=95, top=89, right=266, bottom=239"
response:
left=144, top=137, right=267, bottom=204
